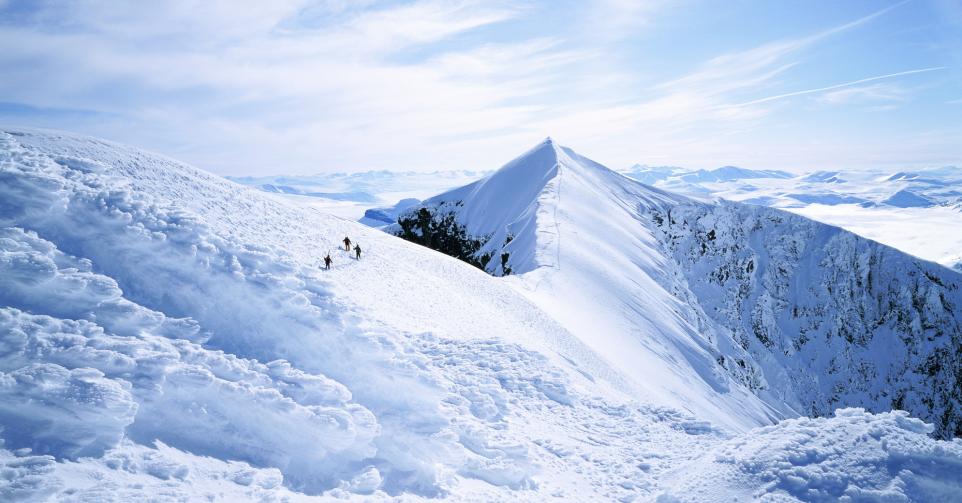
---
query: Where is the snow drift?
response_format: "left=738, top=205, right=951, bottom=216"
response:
left=660, top=408, right=962, bottom=502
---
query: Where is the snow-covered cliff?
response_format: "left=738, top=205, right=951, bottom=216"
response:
left=656, top=199, right=962, bottom=438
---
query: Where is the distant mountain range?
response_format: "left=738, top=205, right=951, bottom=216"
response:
left=620, top=163, right=962, bottom=210
left=227, top=170, right=490, bottom=205
left=618, top=163, right=962, bottom=270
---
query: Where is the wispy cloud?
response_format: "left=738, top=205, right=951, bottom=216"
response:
left=539, top=1, right=921, bottom=146
left=0, top=0, right=956, bottom=173
left=505, top=0, right=957, bottom=171
left=581, top=0, right=672, bottom=43
left=657, top=0, right=912, bottom=96
left=818, top=83, right=907, bottom=105
left=581, top=0, right=924, bottom=136
left=0, top=1, right=588, bottom=172
left=731, top=67, right=945, bottom=108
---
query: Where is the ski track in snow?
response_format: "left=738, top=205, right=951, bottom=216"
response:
left=1, top=128, right=961, bottom=502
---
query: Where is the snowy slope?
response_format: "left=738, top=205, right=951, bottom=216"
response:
left=657, top=198, right=962, bottom=439
left=2, top=128, right=962, bottom=502
left=389, top=139, right=793, bottom=432
left=0, top=128, right=641, bottom=500
left=391, top=138, right=962, bottom=440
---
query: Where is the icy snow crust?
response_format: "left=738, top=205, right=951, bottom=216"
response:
left=1, top=128, right=961, bottom=501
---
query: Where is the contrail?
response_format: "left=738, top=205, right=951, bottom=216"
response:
left=731, top=66, right=947, bottom=108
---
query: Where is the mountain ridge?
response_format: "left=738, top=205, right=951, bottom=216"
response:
left=391, top=138, right=962, bottom=439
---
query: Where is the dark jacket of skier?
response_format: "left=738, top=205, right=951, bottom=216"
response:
left=343, top=236, right=352, bottom=251
left=323, top=254, right=332, bottom=269
left=354, top=244, right=362, bottom=260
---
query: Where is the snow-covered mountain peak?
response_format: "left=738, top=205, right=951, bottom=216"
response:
left=11, top=127, right=721, bottom=499
left=392, top=142, right=779, bottom=428
left=469, top=136, right=640, bottom=193
left=479, top=135, right=565, bottom=184
left=393, top=140, right=962, bottom=440
left=400, top=138, right=687, bottom=277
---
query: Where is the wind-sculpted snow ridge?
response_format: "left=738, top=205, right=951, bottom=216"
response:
left=0, top=216, right=377, bottom=492
left=392, top=137, right=962, bottom=440
left=3, top=128, right=962, bottom=501
left=0, top=127, right=719, bottom=501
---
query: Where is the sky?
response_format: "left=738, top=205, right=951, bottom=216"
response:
left=0, top=0, right=960, bottom=175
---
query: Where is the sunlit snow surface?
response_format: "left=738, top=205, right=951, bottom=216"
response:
left=393, top=138, right=962, bottom=440
left=1, top=128, right=961, bottom=501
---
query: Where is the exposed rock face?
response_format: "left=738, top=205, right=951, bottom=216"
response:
left=395, top=204, right=491, bottom=271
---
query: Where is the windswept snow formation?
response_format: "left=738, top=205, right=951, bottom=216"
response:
left=392, top=138, right=962, bottom=439
left=2, top=128, right=961, bottom=501
left=0, top=128, right=621, bottom=499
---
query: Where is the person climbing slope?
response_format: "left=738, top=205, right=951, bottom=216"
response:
left=323, top=253, right=332, bottom=270
left=343, top=236, right=352, bottom=251
left=354, top=244, right=362, bottom=260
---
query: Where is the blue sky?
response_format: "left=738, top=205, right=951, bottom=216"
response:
left=0, top=0, right=959, bottom=175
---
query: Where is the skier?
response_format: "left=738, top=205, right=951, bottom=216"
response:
left=323, top=253, right=332, bottom=270
left=354, top=243, right=362, bottom=260
left=343, top=236, right=352, bottom=251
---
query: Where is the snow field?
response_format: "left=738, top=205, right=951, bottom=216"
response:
left=0, top=128, right=672, bottom=499
left=2, top=128, right=962, bottom=501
